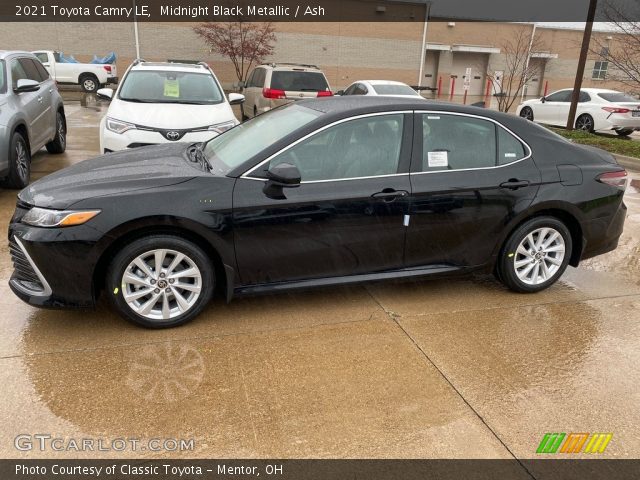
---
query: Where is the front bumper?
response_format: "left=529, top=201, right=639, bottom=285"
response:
left=8, top=219, right=102, bottom=308
left=101, top=128, right=219, bottom=153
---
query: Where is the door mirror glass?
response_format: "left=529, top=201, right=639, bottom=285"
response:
left=14, top=78, right=39, bottom=93
left=228, top=93, right=245, bottom=105
left=96, top=88, right=114, bottom=100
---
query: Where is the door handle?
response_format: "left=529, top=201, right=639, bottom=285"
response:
left=372, top=189, right=408, bottom=202
left=499, top=179, right=530, bottom=190
left=49, top=89, right=53, bottom=93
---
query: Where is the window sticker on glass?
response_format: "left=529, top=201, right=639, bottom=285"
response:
left=428, top=151, right=448, bottom=168
left=427, top=116, right=440, bottom=120
left=164, top=79, right=180, bottom=97
left=504, top=153, right=517, bottom=158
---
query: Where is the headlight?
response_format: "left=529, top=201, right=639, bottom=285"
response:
left=22, top=207, right=101, bottom=228
left=106, top=117, right=136, bottom=134
left=208, top=120, right=236, bottom=134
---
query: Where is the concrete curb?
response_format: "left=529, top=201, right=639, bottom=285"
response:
left=613, top=154, right=640, bottom=172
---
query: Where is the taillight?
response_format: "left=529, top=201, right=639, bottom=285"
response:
left=602, top=106, right=630, bottom=114
left=103, top=65, right=112, bottom=73
left=263, top=88, right=285, bottom=99
left=597, top=170, right=628, bottom=189
left=317, top=90, right=333, bottom=97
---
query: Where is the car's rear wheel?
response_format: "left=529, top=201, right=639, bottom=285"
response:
left=520, top=107, right=534, bottom=121
left=575, top=114, right=595, bottom=133
left=106, top=235, right=215, bottom=328
left=3, top=131, right=30, bottom=189
left=46, top=111, right=66, bottom=154
left=497, top=217, right=572, bottom=293
left=80, top=74, right=99, bottom=93
left=615, top=128, right=634, bottom=137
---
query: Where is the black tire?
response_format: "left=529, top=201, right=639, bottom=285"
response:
left=241, top=110, right=249, bottom=122
left=496, top=216, right=572, bottom=293
left=520, top=107, right=534, bottom=121
left=106, top=235, right=215, bottom=328
left=46, top=111, right=66, bottom=154
left=575, top=114, right=595, bottom=133
left=3, top=131, right=30, bottom=189
left=615, top=128, right=634, bottom=137
left=80, top=74, right=99, bottom=93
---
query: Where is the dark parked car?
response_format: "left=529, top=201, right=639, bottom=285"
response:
left=8, top=97, right=627, bottom=328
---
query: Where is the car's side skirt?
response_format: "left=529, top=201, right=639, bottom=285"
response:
left=233, top=264, right=471, bottom=297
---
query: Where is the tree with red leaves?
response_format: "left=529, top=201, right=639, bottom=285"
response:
left=194, top=22, right=276, bottom=85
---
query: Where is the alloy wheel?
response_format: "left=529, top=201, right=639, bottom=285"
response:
left=520, top=108, right=533, bottom=121
left=15, top=139, right=28, bottom=182
left=576, top=115, right=593, bottom=132
left=122, top=249, right=202, bottom=321
left=513, top=227, right=566, bottom=286
left=57, top=114, right=66, bottom=148
left=83, top=79, right=96, bottom=91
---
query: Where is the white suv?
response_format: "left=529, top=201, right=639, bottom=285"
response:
left=98, top=60, right=244, bottom=153
left=241, top=63, right=332, bottom=120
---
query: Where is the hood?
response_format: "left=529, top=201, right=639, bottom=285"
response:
left=107, top=99, right=236, bottom=129
left=19, top=143, right=207, bottom=209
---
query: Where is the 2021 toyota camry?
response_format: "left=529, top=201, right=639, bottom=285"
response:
left=8, top=97, right=628, bottom=328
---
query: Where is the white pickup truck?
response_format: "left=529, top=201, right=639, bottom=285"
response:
left=32, top=50, right=118, bottom=93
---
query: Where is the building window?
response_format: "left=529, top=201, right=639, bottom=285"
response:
left=592, top=61, right=609, bottom=80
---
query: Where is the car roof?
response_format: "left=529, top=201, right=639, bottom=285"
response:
left=0, top=50, right=36, bottom=60
left=362, top=80, right=411, bottom=86
left=553, top=87, right=619, bottom=94
left=298, top=96, right=479, bottom=114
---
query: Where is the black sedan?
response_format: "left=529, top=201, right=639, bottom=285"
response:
left=8, top=97, right=628, bottom=328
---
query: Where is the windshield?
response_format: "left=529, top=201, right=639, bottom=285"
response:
left=0, top=60, right=5, bottom=94
left=118, top=70, right=224, bottom=104
left=373, top=84, right=419, bottom=96
left=203, top=104, right=321, bottom=175
left=271, top=71, right=329, bottom=92
left=598, top=92, right=639, bottom=103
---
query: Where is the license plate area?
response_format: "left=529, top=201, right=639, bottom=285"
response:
left=632, top=110, right=640, bottom=117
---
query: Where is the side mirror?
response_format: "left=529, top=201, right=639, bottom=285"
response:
left=228, top=93, right=245, bottom=105
left=96, top=88, right=114, bottom=100
left=263, top=162, right=301, bottom=199
left=335, top=90, right=344, bottom=96
left=540, top=96, right=546, bottom=103
left=14, top=79, right=40, bottom=93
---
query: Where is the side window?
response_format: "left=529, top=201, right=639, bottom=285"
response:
left=420, top=114, right=496, bottom=172
left=497, top=127, right=527, bottom=165
left=32, top=59, right=50, bottom=81
left=254, top=68, right=266, bottom=87
left=18, top=58, right=42, bottom=82
left=246, top=70, right=256, bottom=87
left=343, top=84, right=357, bottom=95
left=578, top=91, right=591, bottom=103
left=34, top=53, right=49, bottom=64
left=354, top=83, right=368, bottom=95
left=10, top=59, right=28, bottom=89
left=265, top=114, right=404, bottom=182
left=545, top=90, right=571, bottom=102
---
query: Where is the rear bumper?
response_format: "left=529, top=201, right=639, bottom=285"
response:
left=580, top=200, right=627, bottom=260
left=106, top=76, right=118, bottom=85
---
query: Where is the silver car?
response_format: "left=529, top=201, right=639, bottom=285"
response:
left=0, top=51, right=66, bottom=188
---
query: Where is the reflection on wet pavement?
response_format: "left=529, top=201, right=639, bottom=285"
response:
left=0, top=92, right=639, bottom=461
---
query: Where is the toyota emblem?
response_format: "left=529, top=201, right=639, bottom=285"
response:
left=166, top=131, right=180, bottom=141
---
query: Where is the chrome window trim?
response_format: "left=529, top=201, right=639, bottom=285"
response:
left=412, top=110, right=533, bottom=176
left=11, top=236, right=52, bottom=297
left=241, top=110, right=412, bottom=183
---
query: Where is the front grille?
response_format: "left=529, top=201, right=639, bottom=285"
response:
left=9, top=237, right=45, bottom=293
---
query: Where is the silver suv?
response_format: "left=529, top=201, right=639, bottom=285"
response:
left=240, top=63, right=332, bottom=120
left=0, top=51, right=66, bottom=188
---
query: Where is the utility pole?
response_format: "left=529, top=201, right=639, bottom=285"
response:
left=417, top=1, right=432, bottom=88
left=566, top=0, right=598, bottom=130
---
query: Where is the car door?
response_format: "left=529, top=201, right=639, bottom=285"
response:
left=232, top=112, right=413, bottom=285
left=242, top=69, right=257, bottom=118
left=10, top=58, right=49, bottom=148
left=25, top=58, right=56, bottom=137
left=405, top=111, right=541, bottom=269
left=538, top=90, right=571, bottom=125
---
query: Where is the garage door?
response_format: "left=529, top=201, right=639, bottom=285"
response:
left=451, top=52, right=487, bottom=96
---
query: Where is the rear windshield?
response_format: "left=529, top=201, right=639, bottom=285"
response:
left=204, top=104, right=321, bottom=175
left=373, top=84, right=419, bottom=96
left=270, top=71, right=329, bottom=92
left=0, top=60, right=5, bottom=94
left=118, top=70, right=224, bottom=105
left=597, top=92, right=639, bottom=103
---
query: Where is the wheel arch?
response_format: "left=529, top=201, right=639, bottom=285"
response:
left=494, top=204, right=584, bottom=269
left=92, top=217, right=235, bottom=303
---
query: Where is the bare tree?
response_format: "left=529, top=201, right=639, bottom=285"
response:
left=194, top=21, right=276, bottom=85
left=482, top=29, right=547, bottom=112
left=589, top=1, right=640, bottom=92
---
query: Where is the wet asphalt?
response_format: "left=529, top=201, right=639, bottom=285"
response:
left=1, top=92, right=639, bottom=460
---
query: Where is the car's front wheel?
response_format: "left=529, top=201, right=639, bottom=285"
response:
left=107, top=235, right=215, bottom=328
left=3, top=131, right=30, bottom=189
left=520, top=107, right=534, bottom=121
left=497, top=217, right=572, bottom=293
